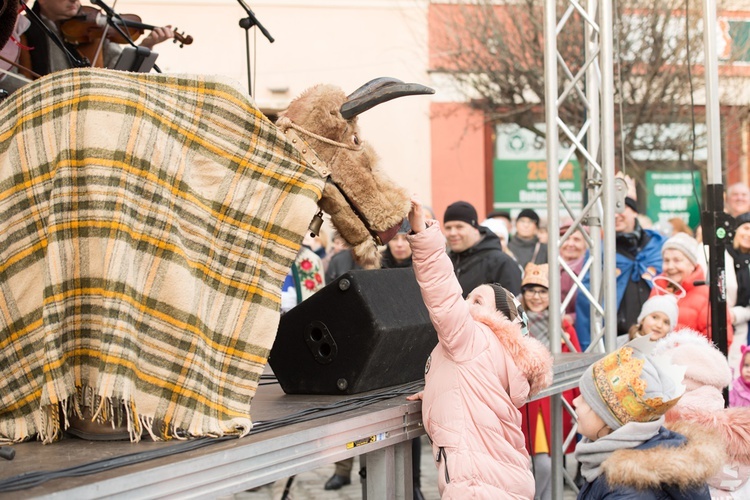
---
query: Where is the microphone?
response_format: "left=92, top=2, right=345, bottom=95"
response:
left=89, top=0, right=134, bottom=44
left=91, top=0, right=119, bottom=22
left=93, top=12, right=108, bottom=28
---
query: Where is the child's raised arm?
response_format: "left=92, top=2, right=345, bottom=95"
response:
left=407, top=212, right=487, bottom=361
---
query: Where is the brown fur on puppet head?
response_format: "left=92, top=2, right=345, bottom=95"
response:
left=277, top=79, right=433, bottom=268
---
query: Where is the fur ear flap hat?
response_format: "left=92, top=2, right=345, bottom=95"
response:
left=653, top=329, right=732, bottom=391
left=579, top=336, right=686, bottom=430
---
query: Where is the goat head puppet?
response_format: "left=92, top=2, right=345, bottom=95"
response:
left=277, top=77, right=433, bottom=267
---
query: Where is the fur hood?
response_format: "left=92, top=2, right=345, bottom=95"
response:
left=666, top=406, right=750, bottom=465
left=657, top=328, right=750, bottom=465
left=654, top=328, right=732, bottom=392
left=602, top=421, right=725, bottom=490
left=471, top=307, right=554, bottom=399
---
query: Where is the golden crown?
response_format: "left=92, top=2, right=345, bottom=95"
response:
left=592, top=336, right=686, bottom=426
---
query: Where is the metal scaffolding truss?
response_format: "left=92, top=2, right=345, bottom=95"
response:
left=543, top=0, right=724, bottom=497
left=543, top=0, right=618, bottom=497
left=544, top=0, right=618, bottom=359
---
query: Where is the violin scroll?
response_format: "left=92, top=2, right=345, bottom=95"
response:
left=171, top=28, right=193, bottom=48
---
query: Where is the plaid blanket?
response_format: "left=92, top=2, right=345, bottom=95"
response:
left=0, top=68, right=325, bottom=442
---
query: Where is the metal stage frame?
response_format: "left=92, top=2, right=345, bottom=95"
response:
left=543, top=0, right=724, bottom=497
left=0, top=354, right=596, bottom=499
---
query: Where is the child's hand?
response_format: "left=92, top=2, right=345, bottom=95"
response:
left=408, top=197, right=426, bottom=234
left=406, top=391, right=424, bottom=401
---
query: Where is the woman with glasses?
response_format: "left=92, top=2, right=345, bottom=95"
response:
left=518, top=263, right=581, bottom=500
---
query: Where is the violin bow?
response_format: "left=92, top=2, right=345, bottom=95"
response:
left=0, top=53, right=41, bottom=79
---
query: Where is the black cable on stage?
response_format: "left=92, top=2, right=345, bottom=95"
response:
left=0, top=380, right=424, bottom=492
left=0, top=435, right=232, bottom=492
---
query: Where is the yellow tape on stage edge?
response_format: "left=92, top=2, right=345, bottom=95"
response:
left=346, top=433, right=388, bottom=449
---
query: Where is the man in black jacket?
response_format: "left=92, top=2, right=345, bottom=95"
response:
left=443, top=201, right=522, bottom=297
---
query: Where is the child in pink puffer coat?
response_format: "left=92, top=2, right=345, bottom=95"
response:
left=405, top=200, right=553, bottom=499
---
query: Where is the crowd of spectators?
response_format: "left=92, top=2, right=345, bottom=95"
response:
left=282, top=184, right=750, bottom=498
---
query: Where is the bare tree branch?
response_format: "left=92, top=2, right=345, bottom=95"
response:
left=430, top=0, right=750, bottom=188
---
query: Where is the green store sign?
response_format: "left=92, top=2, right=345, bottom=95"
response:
left=645, top=171, right=702, bottom=230
left=493, top=124, right=582, bottom=214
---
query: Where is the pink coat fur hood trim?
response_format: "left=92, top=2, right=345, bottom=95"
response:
left=666, top=406, right=750, bottom=465
left=470, top=307, right=553, bottom=401
left=654, top=328, right=732, bottom=411
left=659, top=328, right=750, bottom=462
left=659, top=330, right=750, bottom=492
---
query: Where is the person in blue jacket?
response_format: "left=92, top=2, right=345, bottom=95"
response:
left=575, top=197, right=665, bottom=349
left=574, top=336, right=723, bottom=499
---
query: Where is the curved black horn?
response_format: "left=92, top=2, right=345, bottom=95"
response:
left=340, top=77, right=435, bottom=120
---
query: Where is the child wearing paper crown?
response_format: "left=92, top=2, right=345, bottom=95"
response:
left=404, top=199, right=553, bottom=499
left=628, top=295, right=679, bottom=341
left=573, top=336, right=723, bottom=499
left=730, top=345, right=750, bottom=408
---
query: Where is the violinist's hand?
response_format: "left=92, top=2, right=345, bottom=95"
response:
left=406, top=391, right=423, bottom=401
left=140, top=25, right=174, bottom=49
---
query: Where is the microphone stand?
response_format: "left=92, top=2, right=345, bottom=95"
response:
left=234, top=0, right=274, bottom=96
left=91, top=0, right=161, bottom=73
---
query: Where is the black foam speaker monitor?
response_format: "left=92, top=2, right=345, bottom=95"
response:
left=269, top=268, right=437, bottom=395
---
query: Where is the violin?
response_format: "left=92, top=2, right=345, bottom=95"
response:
left=60, top=6, right=193, bottom=67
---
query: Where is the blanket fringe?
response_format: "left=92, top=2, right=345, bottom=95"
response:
left=9, top=384, right=252, bottom=444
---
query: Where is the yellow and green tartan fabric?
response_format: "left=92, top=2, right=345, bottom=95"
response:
left=0, top=68, right=325, bottom=442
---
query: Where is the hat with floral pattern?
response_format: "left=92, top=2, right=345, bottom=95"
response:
left=579, top=336, right=686, bottom=430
